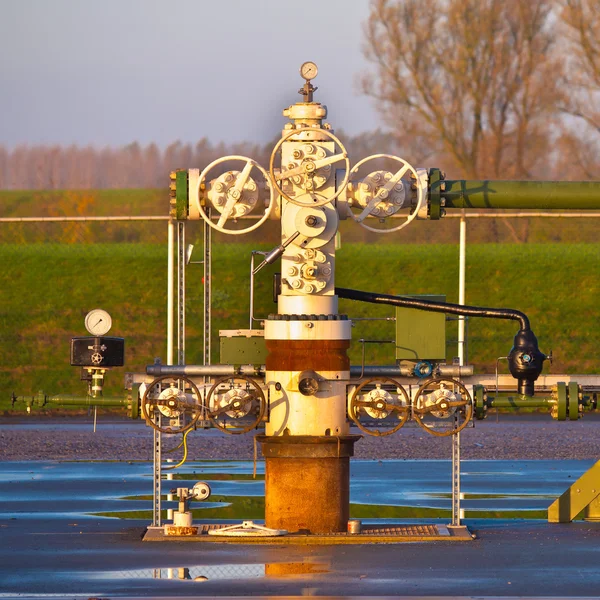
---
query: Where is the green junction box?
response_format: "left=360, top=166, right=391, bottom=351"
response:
left=220, top=329, right=267, bottom=366
left=395, top=295, right=446, bottom=362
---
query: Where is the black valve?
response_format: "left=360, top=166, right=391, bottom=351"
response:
left=507, top=329, right=547, bottom=396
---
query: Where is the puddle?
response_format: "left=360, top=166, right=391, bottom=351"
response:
left=0, top=459, right=594, bottom=523
left=93, top=561, right=329, bottom=581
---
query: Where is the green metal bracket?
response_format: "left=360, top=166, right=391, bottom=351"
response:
left=474, top=385, right=486, bottom=420
left=548, top=459, right=600, bottom=522
left=568, top=382, right=579, bottom=420
left=556, top=382, right=567, bottom=420
left=428, top=168, right=443, bottom=220
left=175, top=169, right=189, bottom=220
left=129, top=384, right=140, bottom=420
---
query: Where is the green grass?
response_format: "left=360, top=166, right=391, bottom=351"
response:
left=0, top=242, right=598, bottom=412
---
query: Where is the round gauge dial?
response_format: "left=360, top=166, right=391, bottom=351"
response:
left=300, top=61, right=318, bottom=80
left=84, top=309, right=112, bottom=336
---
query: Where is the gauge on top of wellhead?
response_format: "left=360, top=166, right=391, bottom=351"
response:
left=300, top=61, right=318, bottom=81
left=84, top=308, right=112, bottom=336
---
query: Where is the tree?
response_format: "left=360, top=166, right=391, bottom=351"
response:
left=361, top=0, right=563, bottom=179
left=556, top=0, right=600, bottom=179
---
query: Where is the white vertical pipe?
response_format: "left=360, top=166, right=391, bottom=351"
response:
left=167, top=220, right=175, bottom=365
left=453, top=212, right=467, bottom=527
left=458, top=213, right=467, bottom=366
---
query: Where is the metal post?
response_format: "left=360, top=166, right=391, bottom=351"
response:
left=458, top=212, right=466, bottom=365
left=452, top=423, right=461, bottom=526
left=167, top=220, right=175, bottom=365
left=250, top=253, right=256, bottom=330
left=452, top=213, right=466, bottom=527
left=203, top=218, right=212, bottom=366
left=177, top=221, right=186, bottom=365
left=152, top=415, right=162, bottom=527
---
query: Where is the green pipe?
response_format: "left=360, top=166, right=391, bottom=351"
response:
left=485, top=393, right=555, bottom=409
left=442, top=180, right=600, bottom=210
left=46, top=394, right=129, bottom=407
left=12, top=392, right=129, bottom=409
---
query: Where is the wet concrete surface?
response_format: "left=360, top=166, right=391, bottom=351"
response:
left=1, top=457, right=600, bottom=598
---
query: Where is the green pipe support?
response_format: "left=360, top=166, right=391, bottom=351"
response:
left=548, top=458, right=600, bottom=523
left=441, top=180, right=600, bottom=210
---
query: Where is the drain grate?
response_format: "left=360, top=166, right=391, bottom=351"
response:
left=196, top=523, right=443, bottom=537
left=332, top=524, right=442, bottom=537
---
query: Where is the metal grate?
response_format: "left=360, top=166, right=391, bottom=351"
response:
left=334, top=524, right=441, bottom=536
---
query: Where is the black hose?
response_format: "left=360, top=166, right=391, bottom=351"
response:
left=335, top=287, right=530, bottom=331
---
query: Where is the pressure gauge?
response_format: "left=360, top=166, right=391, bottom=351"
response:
left=300, top=61, right=318, bottom=81
left=84, top=309, right=112, bottom=336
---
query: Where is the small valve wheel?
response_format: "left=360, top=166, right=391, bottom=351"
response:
left=349, top=377, right=410, bottom=436
left=195, top=155, right=275, bottom=235
left=269, top=128, right=350, bottom=207
left=206, top=375, right=266, bottom=434
left=413, top=377, right=473, bottom=437
left=347, top=154, right=426, bottom=233
left=141, top=375, right=203, bottom=435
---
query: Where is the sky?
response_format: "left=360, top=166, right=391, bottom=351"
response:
left=0, top=0, right=381, bottom=148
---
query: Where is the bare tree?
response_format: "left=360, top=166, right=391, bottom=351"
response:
left=556, top=0, right=600, bottom=179
left=361, top=0, right=563, bottom=179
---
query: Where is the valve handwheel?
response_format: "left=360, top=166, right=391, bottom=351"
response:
left=195, top=155, right=275, bottom=235
left=349, top=377, right=410, bottom=436
left=269, top=128, right=350, bottom=207
left=206, top=375, right=266, bottom=435
left=412, top=377, right=473, bottom=437
left=347, top=154, right=426, bottom=233
left=141, top=375, right=203, bottom=435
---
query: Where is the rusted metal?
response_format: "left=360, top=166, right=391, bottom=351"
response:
left=164, top=525, right=198, bottom=536
left=257, top=434, right=360, bottom=458
left=265, top=339, right=350, bottom=371
left=257, top=434, right=360, bottom=534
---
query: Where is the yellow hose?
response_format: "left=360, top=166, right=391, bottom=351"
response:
left=164, top=428, right=191, bottom=470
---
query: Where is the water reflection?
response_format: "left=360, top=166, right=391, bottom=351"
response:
left=99, top=560, right=330, bottom=581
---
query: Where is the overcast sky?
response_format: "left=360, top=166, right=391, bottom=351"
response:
left=0, top=0, right=381, bottom=148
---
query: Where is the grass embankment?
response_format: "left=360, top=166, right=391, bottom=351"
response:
left=0, top=242, right=598, bottom=414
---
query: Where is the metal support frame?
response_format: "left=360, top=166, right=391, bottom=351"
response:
left=203, top=218, right=212, bottom=367
left=177, top=221, right=186, bottom=365
left=249, top=251, right=268, bottom=329
left=167, top=220, right=175, bottom=365
left=451, top=213, right=466, bottom=527
left=152, top=415, right=162, bottom=527
left=548, top=459, right=600, bottom=522
left=458, top=213, right=467, bottom=365
left=451, top=429, right=461, bottom=526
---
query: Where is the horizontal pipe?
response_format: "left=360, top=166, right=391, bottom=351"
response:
left=443, top=211, right=600, bottom=219
left=12, top=393, right=129, bottom=408
left=336, top=287, right=530, bottom=331
left=0, top=216, right=169, bottom=223
left=146, top=364, right=264, bottom=377
left=349, top=365, right=474, bottom=378
left=485, top=394, right=555, bottom=409
left=46, top=394, right=129, bottom=407
left=443, top=180, right=600, bottom=210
